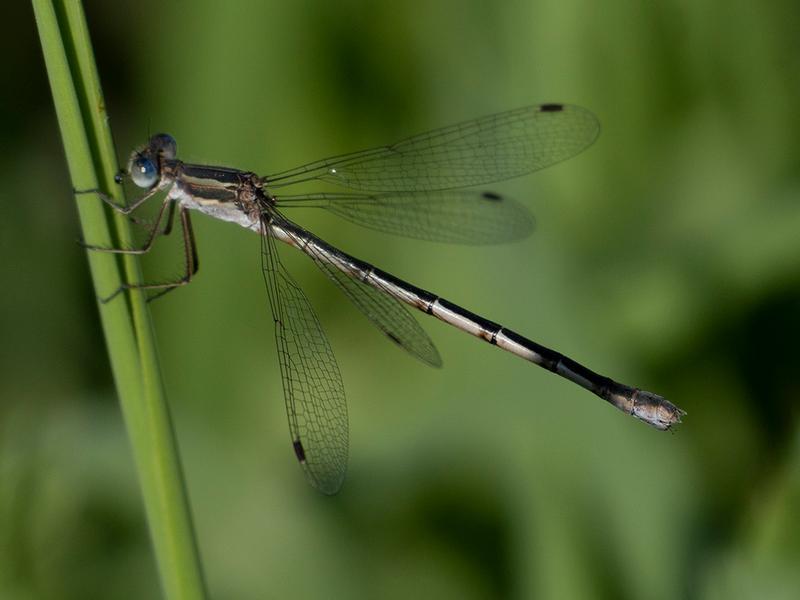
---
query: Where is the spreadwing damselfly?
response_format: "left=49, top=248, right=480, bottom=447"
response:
left=80, top=103, right=685, bottom=494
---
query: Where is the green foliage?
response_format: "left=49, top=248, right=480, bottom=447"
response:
left=4, top=0, right=799, bottom=598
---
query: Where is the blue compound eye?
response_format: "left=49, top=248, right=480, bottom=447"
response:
left=151, top=133, right=177, bottom=159
left=130, top=156, right=158, bottom=188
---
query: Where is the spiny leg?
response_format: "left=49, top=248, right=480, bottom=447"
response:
left=128, top=199, right=177, bottom=237
left=80, top=196, right=174, bottom=255
left=74, top=183, right=162, bottom=215
left=99, top=207, right=199, bottom=304
left=143, top=207, right=199, bottom=303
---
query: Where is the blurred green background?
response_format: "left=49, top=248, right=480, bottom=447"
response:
left=3, top=0, right=800, bottom=598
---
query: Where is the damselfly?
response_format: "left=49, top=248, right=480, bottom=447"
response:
left=81, top=104, right=685, bottom=494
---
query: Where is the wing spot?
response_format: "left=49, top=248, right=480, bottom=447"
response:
left=540, top=103, right=564, bottom=112
left=481, top=191, right=502, bottom=202
left=293, top=439, right=306, bottom=462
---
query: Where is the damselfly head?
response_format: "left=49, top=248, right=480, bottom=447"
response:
left=126, top=133, right=177, bottom=189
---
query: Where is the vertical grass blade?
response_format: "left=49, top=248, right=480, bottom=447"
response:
left=31, top=1, right=208, bottom=598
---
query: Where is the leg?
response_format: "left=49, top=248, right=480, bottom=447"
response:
left=80, top=196, right=174, bottom=254
left=100, top=207, right=200, bottom=303
left=161, top=199, right=178, bottom=236
left=145, top=207, right=199, bottom=302
left=74, top=183, right=162, bottom=215
left=128, top=199, right=177, bottom=236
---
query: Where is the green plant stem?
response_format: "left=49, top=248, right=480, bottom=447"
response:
left=32, top=1, right=208, bottom=598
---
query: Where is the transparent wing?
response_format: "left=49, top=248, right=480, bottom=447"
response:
left=260, top=219, right=348, bottom=495
left=307, top=243, right=442, bottom=367
left=276, top=190, right=535, bottom=245
left=273, top=212, right=442, bottom=366
left=264, top=104, right=599, bottom=192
